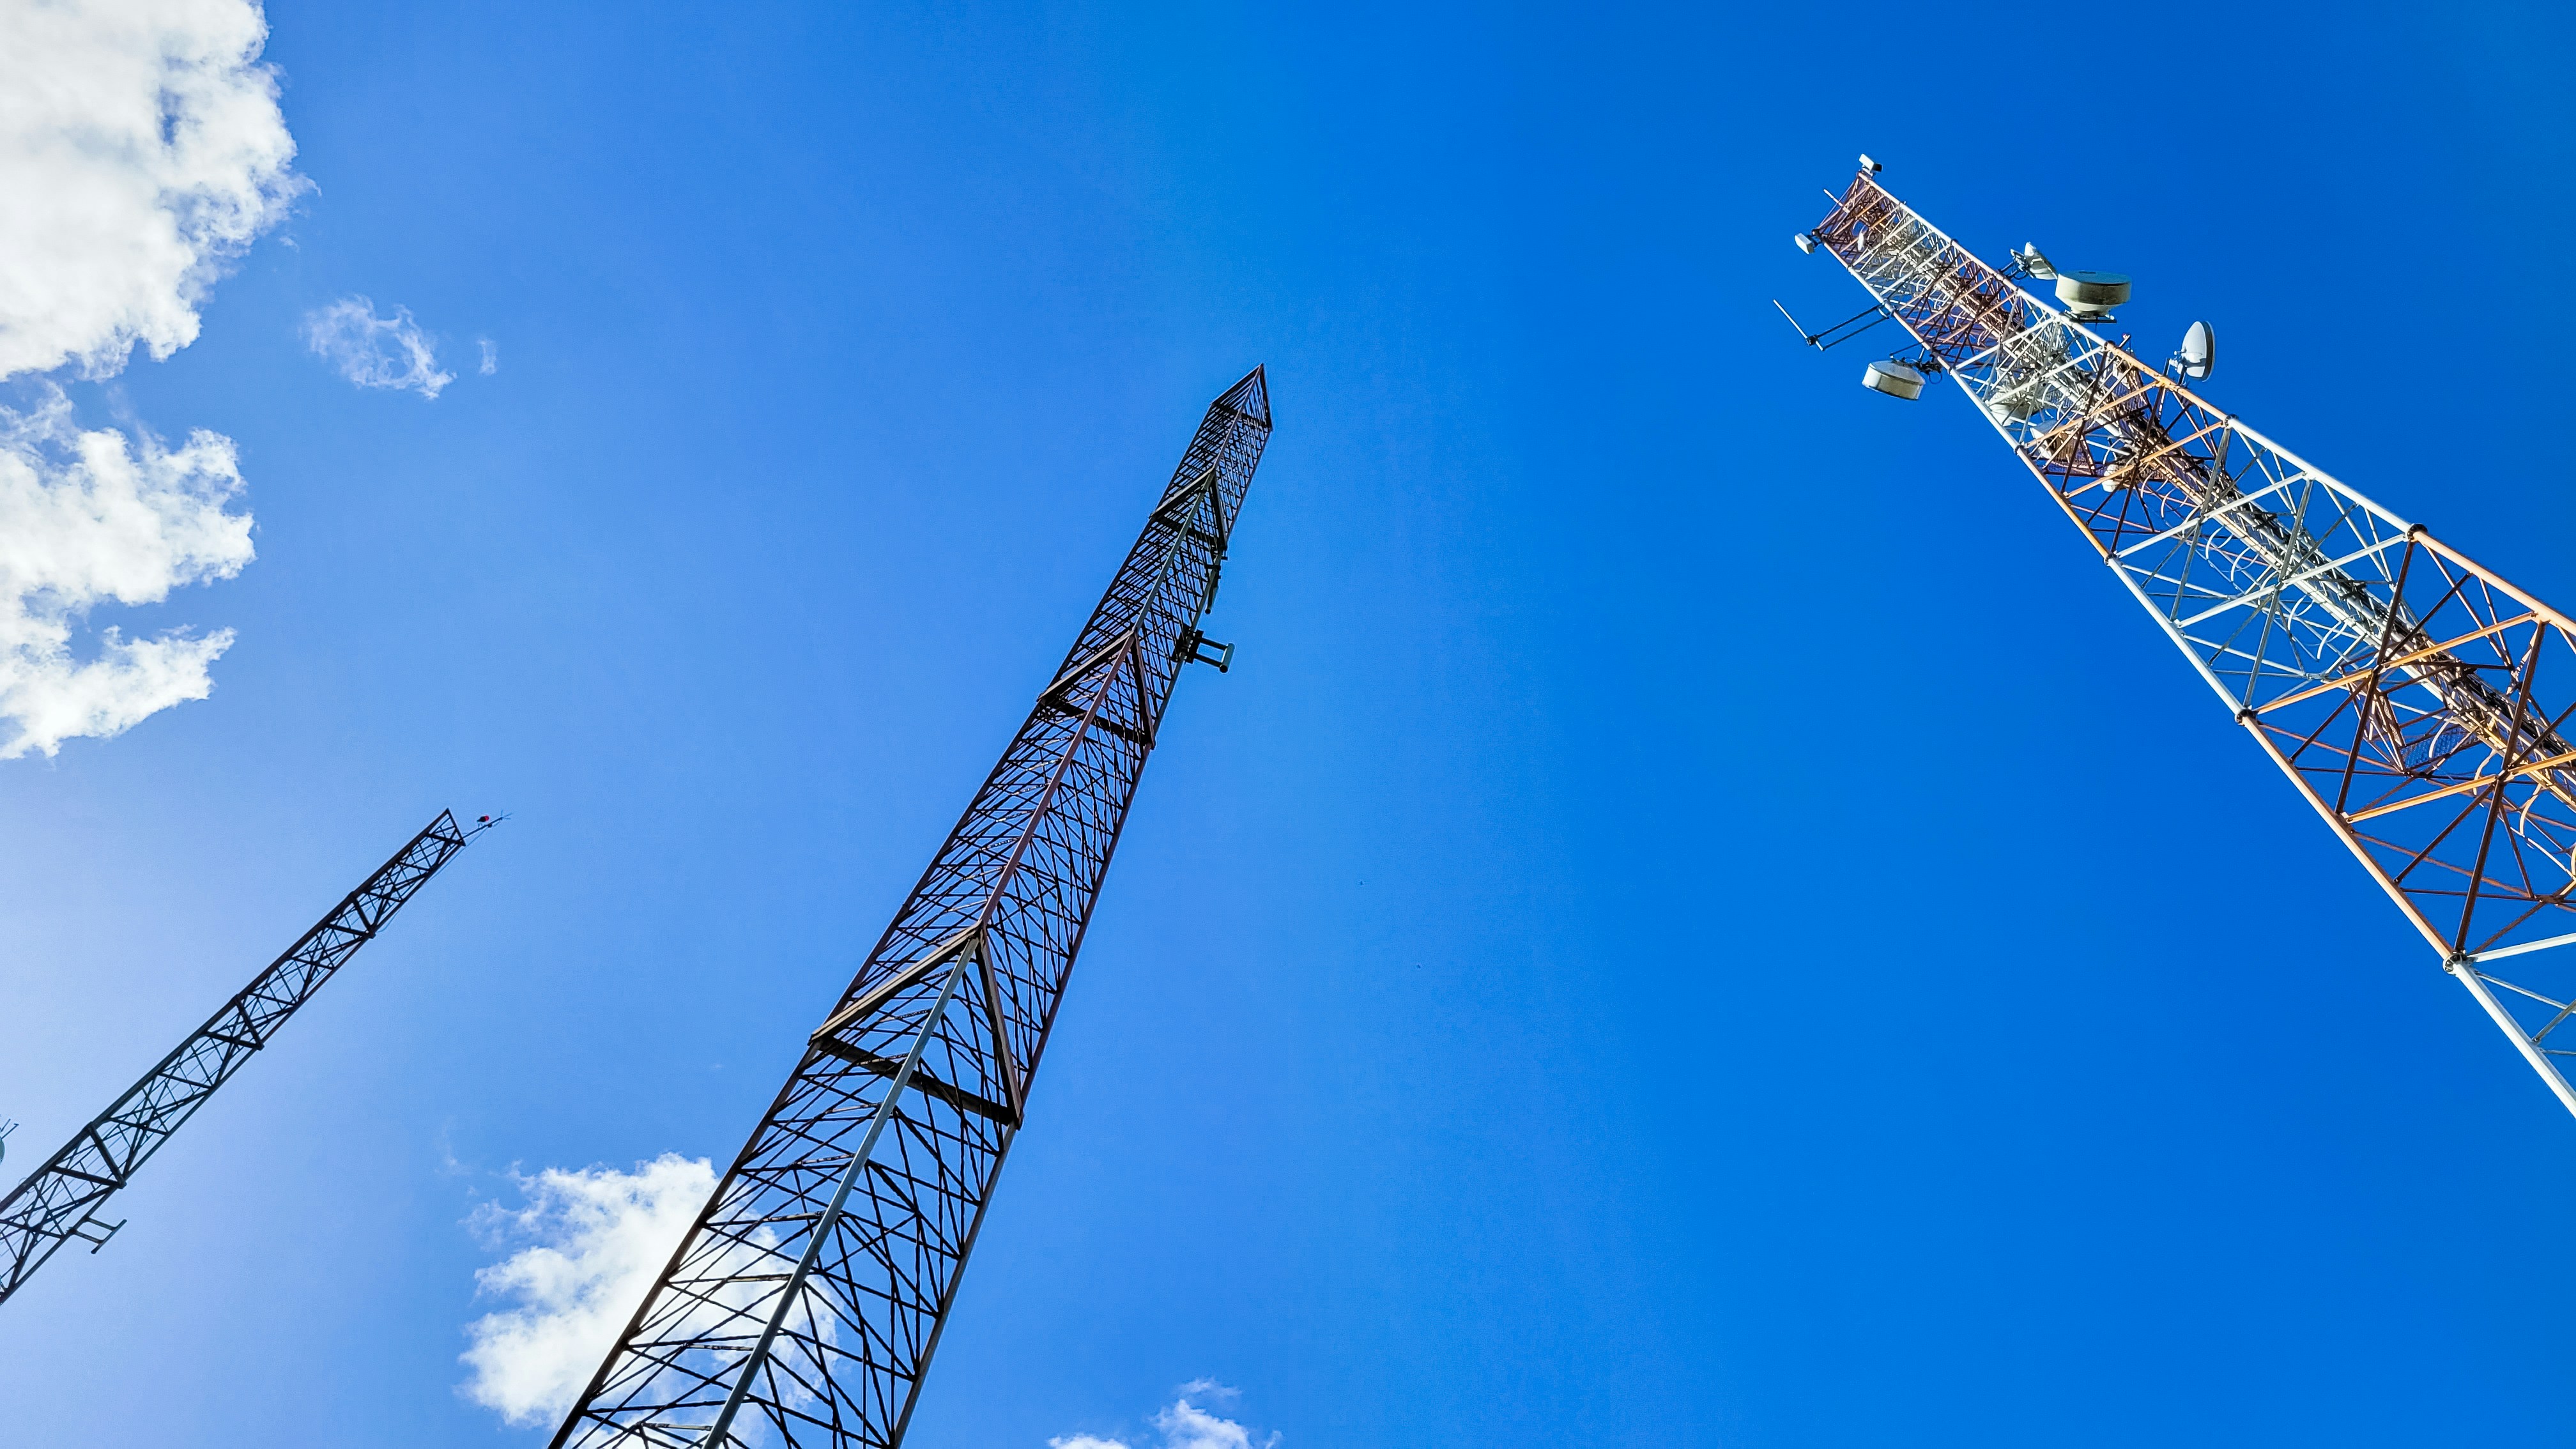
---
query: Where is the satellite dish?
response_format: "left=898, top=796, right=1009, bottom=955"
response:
left=1862, top=360, right=1926, bottom=400
left=2179, top=320, right=2215, bottom=379
left=2018, top=243, right=2057, bottom=280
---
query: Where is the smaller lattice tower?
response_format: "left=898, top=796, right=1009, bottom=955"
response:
left=0, top=811, right=486, bottom=1305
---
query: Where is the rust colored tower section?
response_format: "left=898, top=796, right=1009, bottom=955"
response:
left=1796, top=164, right=2576, bottom=1117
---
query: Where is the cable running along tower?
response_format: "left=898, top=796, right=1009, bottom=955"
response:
left=1793, top=162, right=2576, bottom=1118
left=549, top=368, right=1273, bottom=1449
left=0, top=811, right=480, bottom=1305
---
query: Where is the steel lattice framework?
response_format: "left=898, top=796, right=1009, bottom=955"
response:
left=1799, top=166, right=2576, bottom=1117
left=549, top=367, right=1272, bottom=1449
left=0, top=810, right=478, bottom=1305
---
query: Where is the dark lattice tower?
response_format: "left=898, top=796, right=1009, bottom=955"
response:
left=549, top=367, right=1273, bottom=1449
left=0, top=811, right=482, bottom=1305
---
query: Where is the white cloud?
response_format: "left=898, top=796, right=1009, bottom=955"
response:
left=305, top=296, right=455, bottom=398
left=0, top=0, right=300, bottom=755
left=459, top=1154, right=719, bottom=1428
left=1051, top=1388, right=1277, bottom=1449
left=0, top=387, right=254, bottom=758
left=1153, top=1397, right=1275, bottom=1449
left=477, top=337, right=498, bottom=375
left=0, top=0, right=302, bottom=380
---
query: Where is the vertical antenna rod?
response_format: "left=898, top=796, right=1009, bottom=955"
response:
left=0, top=810, right=482, bottom=1305
left=1795, top=162, right=2576, bottom=1117
left=549, top=367, right=1273, bottom=1449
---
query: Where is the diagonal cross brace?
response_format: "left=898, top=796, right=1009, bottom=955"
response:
left=702, top=944, right=976, bottom=1448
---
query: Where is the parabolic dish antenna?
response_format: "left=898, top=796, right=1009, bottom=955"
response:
left=2181, top=319, right=2215, bottom=379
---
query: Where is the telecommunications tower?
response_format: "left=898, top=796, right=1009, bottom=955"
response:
left=548, top=367, right=1273, bottom=1449
left=1789, top=158, right=2576, bottom=1118
left=0, top=810, right=483, bottom=1305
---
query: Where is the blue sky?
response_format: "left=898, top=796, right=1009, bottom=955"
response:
left=4, top=2, right=2576, bottom=1445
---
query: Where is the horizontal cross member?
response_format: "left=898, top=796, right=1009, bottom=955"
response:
left=1038, top=694, right=1149, bottom=745
left=2341, top=747, right=2576, bottom=824
left=2165, top=534, right=2411, bottom=629
left=807, top=1036, right=1021, bottom=1128
left=43, top=1166, right=120, bottom=1190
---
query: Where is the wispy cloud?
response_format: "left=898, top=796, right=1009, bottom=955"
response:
left=1051, top=1385, right=1278, bottom=1449
left=304, top=296, right=455, bottom=398
left=0, top=388, right=254, bottom=758
left=459, top=1155, right=717, bottom=1427
left=1151, top=1395, right=1276, bottom=1449
left=478, top=337, right=498, bottom=375
left=0, top=0, right=303, bottom=379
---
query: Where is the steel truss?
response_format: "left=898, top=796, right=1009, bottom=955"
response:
left=549, top=367, right=1273, bottom=1449
left=0, top=811, right=478, bottom=1305
left=1802, top=169, right=2576, bottom=1117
